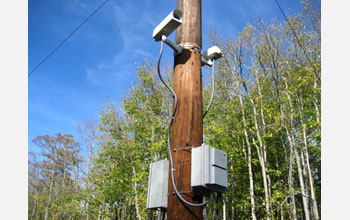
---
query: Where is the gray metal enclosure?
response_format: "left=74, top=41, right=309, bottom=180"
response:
left=147, top=159, right=169, bottom=209
left=191, top=143, right=228, bottom=194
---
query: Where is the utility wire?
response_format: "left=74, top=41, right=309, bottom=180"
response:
left=274, top=0, right=313, bottom=68
left=28, top=0, right=110, bottom=77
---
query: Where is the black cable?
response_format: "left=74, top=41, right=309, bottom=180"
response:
left=28, top=0, right=110, bottom=77
left=274, top=0, right=313, bottom=67
left=203, top=60, right=215, bottom=119
left=157, top=40, right=209, bottom=207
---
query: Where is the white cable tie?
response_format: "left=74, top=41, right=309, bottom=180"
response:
left=182, top=42, right=201, bottom=51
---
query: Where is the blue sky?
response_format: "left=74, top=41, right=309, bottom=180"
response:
left=28, top=0, right=303, bottom=152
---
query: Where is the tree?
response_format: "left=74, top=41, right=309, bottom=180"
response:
left=29, top=133, right=83, bottom=220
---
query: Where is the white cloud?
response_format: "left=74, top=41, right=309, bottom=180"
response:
left=84, top=1, right=156, bottom=87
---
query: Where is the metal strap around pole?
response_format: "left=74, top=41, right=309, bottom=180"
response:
left=168, top=190, right=193, bottom=197
left=173, top=145, right=197, bottom=152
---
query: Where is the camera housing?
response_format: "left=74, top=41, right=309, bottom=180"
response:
left=201, top=46, right=223, bottom=66
left=153, top=9, right=183, bottom=41
left=202, top=46, right=222, bottom=60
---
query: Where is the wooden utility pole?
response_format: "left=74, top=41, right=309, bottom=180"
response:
left=167, top=0, right=203, bottom=219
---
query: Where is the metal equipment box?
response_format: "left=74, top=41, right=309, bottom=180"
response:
left=191, top=143, right=228, bottom=194
left=147, top=159, right=169, bottom=209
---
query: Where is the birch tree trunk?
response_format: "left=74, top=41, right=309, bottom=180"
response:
left=230, top=163, right=235, bottom=220
left=203, top=206, right=208, bottom=220
left=235, top=81, right=257, bottom=220
left=253, top=70, right=273, bottom=199
left=286, top=134, right=297, bottom=220
left=97, top=204, right=103, bottom=220
left=313, top=76, right=320, bottom=125
left=275, top=83, right=297, bottom=220
left=30, top=185, right=38, bottom=220
left=132, top=166, right=142, bottom=220
left=283, top=79, right=310, bottom=220
left=249, top=98, right=272, bottom=220
left=297, top=96, right=320, bottom=220
left=108, top=204, right=112, bottom=220
left=44, top=169, right=56, bottom=220
left=236, top=59, right=272, bottom=219
left=30, top=166, right=40, bottom=220
left=294, top=146, right=310, bottom=220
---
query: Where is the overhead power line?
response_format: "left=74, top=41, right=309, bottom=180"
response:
left=274, top=0, right=314, bottom=68
left=28, top=0, right=110, bottom=77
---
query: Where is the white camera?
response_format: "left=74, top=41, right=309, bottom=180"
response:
left=153, top=9, right=183, bottom=42
left=201, top=46, right=223, bottom=66
left=202, top=46, right=222, bottom=60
